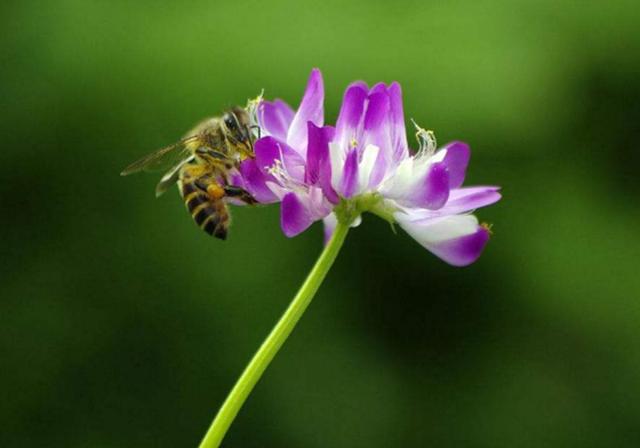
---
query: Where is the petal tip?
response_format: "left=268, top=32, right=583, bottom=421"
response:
left=438, top=226, right=491, bottom=267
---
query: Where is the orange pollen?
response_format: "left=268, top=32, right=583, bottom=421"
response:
left=207, top=184, right=225, bottom=200
left=481, top=222, right=494, bottom=236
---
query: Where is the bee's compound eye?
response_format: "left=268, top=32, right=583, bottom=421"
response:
left=224, top=114, right=237, bottom=130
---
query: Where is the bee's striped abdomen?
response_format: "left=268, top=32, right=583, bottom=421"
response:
left=180, top=181, right=229, bottom=240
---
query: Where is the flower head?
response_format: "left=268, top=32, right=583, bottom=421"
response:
left=240, top=69, right=336, bottom=235
left=242, top=69, right=501, bottom=266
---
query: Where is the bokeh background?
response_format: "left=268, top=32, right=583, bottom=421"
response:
left=2, top=0, right=639, bottom=446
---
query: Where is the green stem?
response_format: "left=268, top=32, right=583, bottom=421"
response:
left=198, top=220, right=351, bottom=448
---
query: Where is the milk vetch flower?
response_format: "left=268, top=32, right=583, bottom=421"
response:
left=240, top=68, right=334, bottom=231
left=199, top=70, right=502, bottom=448
left=244, top=72, right=500, bottom=266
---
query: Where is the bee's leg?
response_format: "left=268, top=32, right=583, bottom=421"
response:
left=195, top=147, right=228, bottom=160
left=249, top=125, right=261, bottom=139
left=223, top=186, right=258, bottom=205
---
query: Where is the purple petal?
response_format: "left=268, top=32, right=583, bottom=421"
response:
left=306, top=122, right=339, bottom=203
left=442, top=141, right=471, bottom=188
left=229, top=171, right=245, bottom=189
left=281, top=192, right=314, bottom=237
left=362, top=89, right=391, bottom=152
left=254, top=137, right=281, bottom=173
left=441, top=187, right=502, bottom=215
left=281, top=148, right=307, bottom=182
left=363, top=90, right=390, bottom=131
left=305, top=122, right=332, bottom=183
left=239, top=159, right=278, bottom=203
left=395, top=214, right=490, bottom=267
left=364, top=83, right=405, bottom=186
left=411, top=162, right=450, bottom=209
left=340, top=148, right=359, bottom=198
left=427, top=227, right=490, bottom=267
left=254, top=136, right=306, bottom=182
left=335, top=82, right=367, bottom=146
left=388, top=82, right=409, bottom=163
left=287, top=68, right=324, bottom=152
left=257, top=99, right=295, bottom=141
left=369, top=82, right=388, bottom=96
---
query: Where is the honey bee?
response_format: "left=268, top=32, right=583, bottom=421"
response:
left=121, top=105, right=259, bottom=240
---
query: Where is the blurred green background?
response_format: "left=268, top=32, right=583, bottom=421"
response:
left=2, top=0, right=639, bottom=446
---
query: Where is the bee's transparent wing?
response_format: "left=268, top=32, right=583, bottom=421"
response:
left=154, top=157, right=194, bottom=197
left=120, top=136, right=199, bottom=176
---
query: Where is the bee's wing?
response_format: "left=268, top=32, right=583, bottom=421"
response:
left=120, top=136, right=199, bottom=176
left=154, top=157, right=193, bottom=197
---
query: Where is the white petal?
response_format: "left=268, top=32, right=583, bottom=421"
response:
left=395, top=213, right=479, bottom=245
left=329, top=142, right=345, bottom=192
left=322, top=213, right=338, bottom=245
left=429, top=148, right=447, bottom=163
left=380, top=157, right=414, bottom=198
left=264, top=181, right=287, bottom=200
left=357, top=144, right=380, bottom=193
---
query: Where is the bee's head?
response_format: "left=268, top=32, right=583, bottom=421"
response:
left=223, top=107, right=253, bottom=156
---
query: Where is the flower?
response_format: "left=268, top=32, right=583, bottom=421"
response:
left=242, top=69, right=501, bottom=266
left=240, top=69, right=336, bottom=236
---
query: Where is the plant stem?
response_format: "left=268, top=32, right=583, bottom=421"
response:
left=198, top=221, right=350, bottom=448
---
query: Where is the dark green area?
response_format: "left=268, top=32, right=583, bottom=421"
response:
left=2, top=1, right=639, bottom=446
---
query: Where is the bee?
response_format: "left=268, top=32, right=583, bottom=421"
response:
left=121, top=105, right=259, bottom=240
